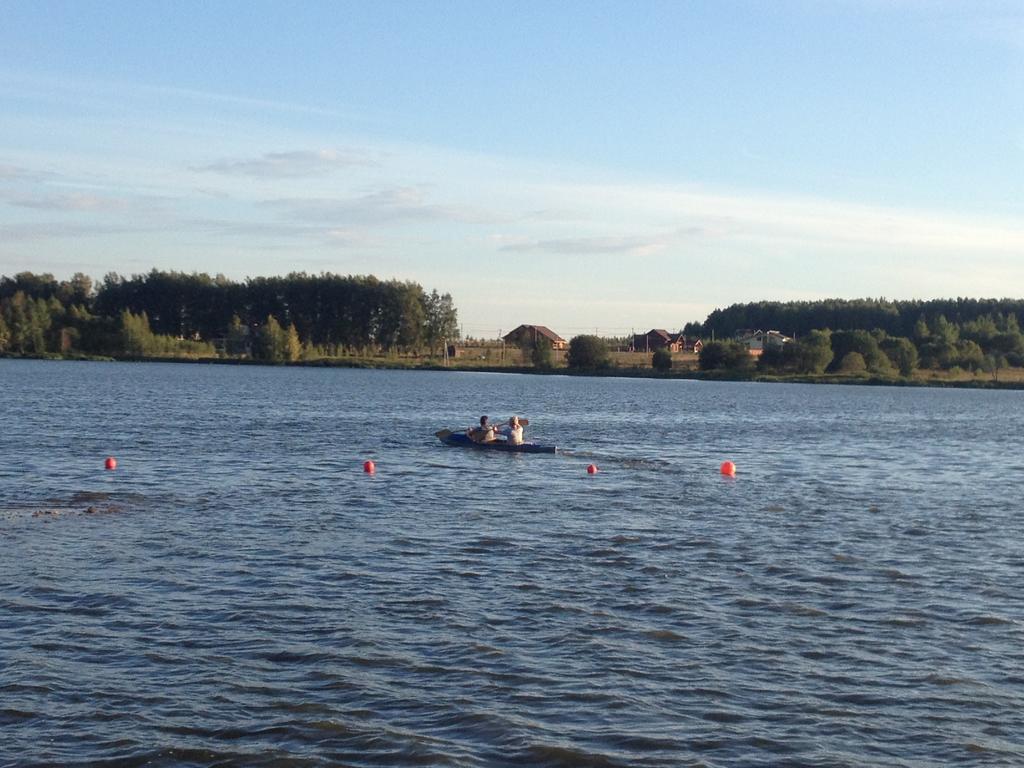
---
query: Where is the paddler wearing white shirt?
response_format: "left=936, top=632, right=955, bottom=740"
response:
left=502, top=415, right=524, bottom=446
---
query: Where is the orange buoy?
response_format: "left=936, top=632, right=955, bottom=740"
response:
left=587, top=464, right=598, bottom=474
left=104, top=457, right=117, bottom=470
left=363, top=460, right=376, bottom=474
left=720, top=460, right=736, bottom=477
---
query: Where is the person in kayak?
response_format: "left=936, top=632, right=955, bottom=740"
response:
left=469, top=415, right=498, bottom=443
left=502, top=415, right=524, bottom=446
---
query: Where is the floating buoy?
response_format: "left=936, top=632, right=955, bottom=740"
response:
left=587, top=464, right=598, bottom=474
left=104, top=457, right=117, bottom=471
left=720, top=460, right=736, bottom=477
left=363, top=460, right=376, bottom=474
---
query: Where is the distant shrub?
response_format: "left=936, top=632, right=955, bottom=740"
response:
left=529, top=339, right=553, bottom=369
left=828, top=330, right=889, bottom=374
left=837, top=352, right=867, bottom=374
left=699, top=340, right=754, bottom=371
left=880, top=336, right=918, bottom=376
left=652, top=347, right=672, bottom=372
left=567, top=335, right=610, bottom=369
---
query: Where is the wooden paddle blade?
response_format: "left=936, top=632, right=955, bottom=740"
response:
left=435, top=429, right=453, bottom=440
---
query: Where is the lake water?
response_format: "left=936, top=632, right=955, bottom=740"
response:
left=2, top=359, right=1023, bottom=767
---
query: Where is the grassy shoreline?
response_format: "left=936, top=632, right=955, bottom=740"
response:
left=5, top=351, right=1024, bottom=390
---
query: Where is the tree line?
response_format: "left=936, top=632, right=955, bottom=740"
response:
left=562, top=298, right=1024, bottom=378
left=0, top=270, right=459, bottom=362
left=693, top=297, right=1024, bottom=341
left=696, top=311, right=1024, bottom=378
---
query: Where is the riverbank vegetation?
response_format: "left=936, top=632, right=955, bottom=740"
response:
left=693, top=299, right=1024, bottom=384
left=0, top=270, right=457, bottom=362
left=3, top=271, right=1024, bottom=387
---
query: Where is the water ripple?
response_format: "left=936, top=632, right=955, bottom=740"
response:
left=2, top=363, right=1024, bottom=766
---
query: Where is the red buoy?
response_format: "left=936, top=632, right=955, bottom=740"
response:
left=363, top=460, right=376, bottom=474
left=587, top=464, right=598, bottom=474
left=105, top=457, right=117, bottom=470
left=720, top=460, right=736, bottom=477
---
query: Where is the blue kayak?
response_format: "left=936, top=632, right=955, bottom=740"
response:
left=436, top=430, right=556, bottom=454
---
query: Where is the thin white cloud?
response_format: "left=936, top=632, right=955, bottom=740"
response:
left=324, top=228, right=376, bottom=248
left=0, top=70, right=371, bottom=122
left=0, top=162, right=54, bottom=183
left=0, top=221, right=139, bottom=241
left=181, top=217, right=317, bottom=239
left=262, top=187, right=490, bottom=226
left=553, top=182, right=1024, bottom=257
left=499, top=234, right=668, bottom=257
left=194, top=149, right=377, bottom=178
left=519, top=208, right=591, bottom=223
left=4, top=192, right=136, bottom=213
left=0, top=164, right=31, bottom=181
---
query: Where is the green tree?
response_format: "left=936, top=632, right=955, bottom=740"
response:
left=837, top=351, right=868, bottom=374
left=790, top=329, right=833, bottom=373
left=761, top=330, right=833, bottom=374
left=961, top=314, right=998, bottom=349
left=58, top=273, right=94, bottom=305
left=120, top=309, right=156, bottom=356
left=918, top=316, right=959, bottom=369
left=880, top=336, right=919, bottom=376
left=956, top=340, right=985, bottom=371
left=424, top=289, right=459, bottom=357
left=698, top=340, right=754, bottom=371
left=226, top=315, right=249, bottom=357
left=529, top=338, right=553, bottom=369
left=285, top=323, right=302, bottom=362
left=567, top=335, right=610, bottom=369
left=28, top=296, right=53, bottom=354
left=395, top=284, right=426, bottom=353
left=254, top=315, right=288, bottom=362
left=988, top=314, right=1024, bottom=364
left=981, top=353, right=1006, bottom=381
left=828, top=330, right=891, bottom=374
left=652, top=347, right=673, bottom=372
left=932, top=315, right=959, bottom=345
left=913, top=316, right=930, bottom=343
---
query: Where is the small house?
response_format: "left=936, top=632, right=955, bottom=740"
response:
left=633, top=329, right=679, bottom=352
left=735, top=329, right=791, bottom=353
left=670, top=334, right=703, bottom=353
left=503, top=325, right=567, bottom=350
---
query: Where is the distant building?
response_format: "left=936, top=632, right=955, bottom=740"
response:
left=632, top=330, right=703, bottom=353
left=633, top=329, right=678, bottom=352
left=735, top=329, right=792, bottom=353
left=503, top=324, right=567, bottom=350
left=672, top=334, right=703, bottom=353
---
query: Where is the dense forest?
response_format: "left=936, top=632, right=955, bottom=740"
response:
left=696, top=297, right=1024, bottom=340
left=0, top=270, right=459, bottom=362
left=692, top=298, right=1024, bottom=376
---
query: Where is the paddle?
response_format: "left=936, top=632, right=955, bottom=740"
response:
left=494, top=418, right=529, bottom=429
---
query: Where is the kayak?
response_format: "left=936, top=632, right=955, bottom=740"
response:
left=436, top=430, right=556, bottom=454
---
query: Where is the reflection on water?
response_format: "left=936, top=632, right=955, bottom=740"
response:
left=1, top=360, right=1023, bottom=767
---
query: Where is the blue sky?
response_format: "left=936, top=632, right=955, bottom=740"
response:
left=2, top=1, right=1024, bottom=337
